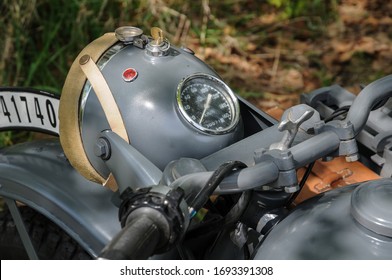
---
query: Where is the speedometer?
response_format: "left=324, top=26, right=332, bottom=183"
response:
left=177, top=73, right=240, bottom=134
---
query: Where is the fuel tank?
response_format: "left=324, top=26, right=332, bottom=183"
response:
left=254, top=179, right=392, bottom=259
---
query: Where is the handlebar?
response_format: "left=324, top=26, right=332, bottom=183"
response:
left=99, top=208, right=167, bottom=260
left=170, top=130, right=341, bottom=195
left=99, top=187, right=187, bottom=260
left=346, top=74, right=392, bottom=136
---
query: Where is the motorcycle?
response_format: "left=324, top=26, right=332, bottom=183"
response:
left=0, top=26, right=391, bottom=260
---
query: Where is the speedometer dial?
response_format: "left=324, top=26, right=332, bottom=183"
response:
left=177, top=73, right=240, bottom=134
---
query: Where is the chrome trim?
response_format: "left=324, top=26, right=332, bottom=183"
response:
left=115, top=26, right=143, bottom=44
left=79, top=42, right=125, bottom=131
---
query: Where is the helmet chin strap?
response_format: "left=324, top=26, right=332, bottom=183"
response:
left=59, top=33, right=125, bottom=191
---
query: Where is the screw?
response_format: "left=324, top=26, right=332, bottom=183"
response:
left=94, top=138, right=111, bottom=160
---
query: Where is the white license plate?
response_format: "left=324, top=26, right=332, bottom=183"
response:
left=0, top=88, right=59, bottom=135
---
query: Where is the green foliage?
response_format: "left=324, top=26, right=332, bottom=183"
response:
left=268, top=0, right=337, bottom=20
left=0, top=0, right=197, bottom=147
left=0, top=132, right=13, bottom=147
left=236, top=90, right=264, bottom=99
left=1, top=0, right=128, bottom=90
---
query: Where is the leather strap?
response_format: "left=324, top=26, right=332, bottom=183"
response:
left=59, top=33, right=124, bottom=190
left=79, top=55, right=129, bottom=143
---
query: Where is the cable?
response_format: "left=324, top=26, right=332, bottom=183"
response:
left=223, top=191, right=251, bottom=225
left=286, top=161, right=315, bottom=206
left=324, top=105, right=350, bottom=122
left=188, top=161, right=247, bottom=219
left=324, top=97, right=389, bottom=123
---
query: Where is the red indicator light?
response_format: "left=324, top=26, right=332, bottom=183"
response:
left=122, top=68, right=138, bottom=82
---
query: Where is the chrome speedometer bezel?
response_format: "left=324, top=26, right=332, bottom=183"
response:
left=176, top=73, right=240, bottom=135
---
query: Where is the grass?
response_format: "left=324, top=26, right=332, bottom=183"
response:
left=0, top=0, right=336, bottom=88
left=0, top=0, right=164, bottom=146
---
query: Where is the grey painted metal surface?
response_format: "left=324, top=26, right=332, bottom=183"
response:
left=80, top=43, right=244, bottom=178
left=171, top=129, right=342, bottom=195
left=303, top=77, right=392, bottom=175
left=201, top=124, right=283, bottom=170
left=289, top=130, right=341, bottom=166
left=351, top=179, right=392, bottom=237
left=0, top=140, right=120, bottom=258
left=301, top=84, right=355, bottom=114
left=346, top=74, right=392, bottom=136
left=99, top=130, right=162, bottom=193
left=269, top=105, right=315, bottom=151
left=254, top=181, right=392, bottom=259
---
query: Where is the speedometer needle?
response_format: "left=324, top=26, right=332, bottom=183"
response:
left=199, top=93, right=212, bottom=124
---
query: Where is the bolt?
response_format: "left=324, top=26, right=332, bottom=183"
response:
left=94, top=138, right=111, bottom=160
left=314, top=121, right=325, bottom=130
left=254, top=148, right=267, bottom=163
left=151, top=196, right=163, bottom=204
left=284, top=184, right=300, bottom=193
left=322, top=156, right=334, bottom=162
left=341, top=121, right=352, bottom=129
left=261, top=185, right=272, bottom=191
left=346, top=153, right=359, bottom=162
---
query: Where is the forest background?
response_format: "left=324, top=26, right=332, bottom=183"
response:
left=1, top=0, right=392, bottom=146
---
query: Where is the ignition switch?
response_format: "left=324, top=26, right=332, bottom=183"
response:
left=146, top=27, right=170, bottom=57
